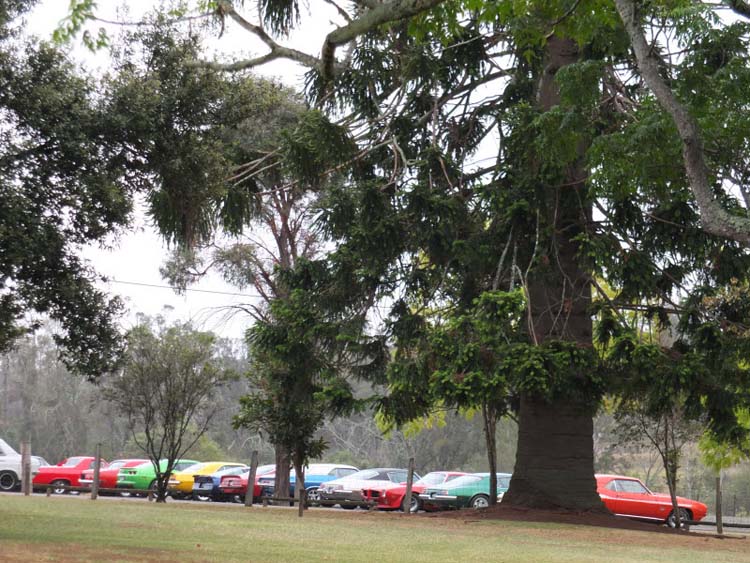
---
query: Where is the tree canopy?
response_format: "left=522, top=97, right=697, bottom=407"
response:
left=57, top=0, right=750, bottom=511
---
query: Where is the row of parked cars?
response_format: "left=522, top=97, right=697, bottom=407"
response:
left=2, top=438, right=708, bottom=527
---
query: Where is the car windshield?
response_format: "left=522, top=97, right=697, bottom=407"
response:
left=180, top=462, right=207, bottom=474
left=442, top=475, right=483, bottom=488
left=61, top=457, right=85, bottom=467
left=346, top=469, right=379, bottom=481
left=417, top=472, right=449, bottom=486
left=387, top=470, right=408, bottom=483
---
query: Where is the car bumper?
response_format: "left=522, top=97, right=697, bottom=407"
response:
left=319, top=491, right=367, bottom=505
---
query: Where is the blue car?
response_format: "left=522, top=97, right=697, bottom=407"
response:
left=257, top=463, right=358, bottom=500
left=192, top=465, right=249, bottom=501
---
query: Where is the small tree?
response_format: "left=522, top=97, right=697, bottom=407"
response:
left=614, top=397, right=702, bottom=528
left=103, top=318, right=233, bottom=502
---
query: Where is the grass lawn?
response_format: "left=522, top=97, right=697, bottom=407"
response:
left=0, top=495, right=748, bottom=562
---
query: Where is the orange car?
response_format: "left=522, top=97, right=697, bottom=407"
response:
left=596, top=474, right=708, bottom=527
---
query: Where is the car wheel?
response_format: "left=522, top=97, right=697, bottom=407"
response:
left=470, top=494, right=490, bottom=509
left=193, top=493, right=211, bottom=502
left=230, top=494, right=244, bottom=504
left=666, top=508, right=691, bottom=529
left=0, top=471, right=18, bottom=491
left=402, top=493, right=420, bottom=513
left=306, top=487, right=320, bottom=504
left=119, top=491, right=133, bottom=498
left=341, top=503, right=357, bottom=510
left=51, top=480, right=69, bottom=495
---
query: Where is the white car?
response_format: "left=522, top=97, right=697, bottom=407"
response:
left=0, top=438, right=42, bottom=491
left=318, top=468, right=421, bottom=508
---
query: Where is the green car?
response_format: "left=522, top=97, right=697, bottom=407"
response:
left=419, top=472, right=511, bottom=510
left=117, top=459, right=199, bottom=492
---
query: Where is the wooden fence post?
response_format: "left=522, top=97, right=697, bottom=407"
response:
left=91, top=443, right=101, bottom=500
left=20, top=441, right=31, bottom=496
left=403, top=457, right=415, bottom=516
left=716, top=472, right=723, bottom=536
left=244, top=451, right=258, bottom=507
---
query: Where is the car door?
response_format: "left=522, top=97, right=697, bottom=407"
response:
left=614, top=479, right=663, bottom=520
left=598, top=479, right=623, bottom=514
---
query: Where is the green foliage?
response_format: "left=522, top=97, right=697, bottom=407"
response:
left=0, top=10, right=133, bottom=376
left=103, top=317, right=234, bottom=501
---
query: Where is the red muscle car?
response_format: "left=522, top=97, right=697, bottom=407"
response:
left=79, top=458, right=149, bottom=491
left=596, top=474, right=708, bottom=527
left=33, top=456, right=108, bottom=494
left=218, top=464, right=275, bottom=503
left=370, top=471, right=468, bottom=513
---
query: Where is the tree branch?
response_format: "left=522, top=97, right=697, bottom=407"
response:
left=616, top=0, right=750, bottom=245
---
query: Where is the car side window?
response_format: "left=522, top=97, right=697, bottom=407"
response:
left=605, top=481, right=619, bottom=492
left=87, top=460, right=96, bottom=469
left=335, top=468, right=357, bottom=478
left=616, top=479, right=648, bottom=494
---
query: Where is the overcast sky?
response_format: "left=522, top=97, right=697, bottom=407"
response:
left=24, top=0, right=340, bottom=339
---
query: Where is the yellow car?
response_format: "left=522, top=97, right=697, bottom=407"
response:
left=168, top=462, right=246, bottom=499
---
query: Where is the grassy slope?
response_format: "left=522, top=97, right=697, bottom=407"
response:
left=0, top=496, right=747, bottom=563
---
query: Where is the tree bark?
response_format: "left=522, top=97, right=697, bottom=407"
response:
left=273, top=445, right=291, bottom=502
left=482, top=403, right=498, bottom=506
left=502, top=35, right=606, bottom=513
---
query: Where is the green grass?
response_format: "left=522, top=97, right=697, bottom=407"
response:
left=0, top=495, right=748, bottom=562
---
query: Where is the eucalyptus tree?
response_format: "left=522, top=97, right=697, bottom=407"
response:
left=67, top=0, right=750, bottom=513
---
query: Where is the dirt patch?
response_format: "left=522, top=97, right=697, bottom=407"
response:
left=421, top=504, right=748, bottom=551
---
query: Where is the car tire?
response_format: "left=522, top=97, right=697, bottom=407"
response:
left=230, top=494, right=244, bottom=504
left=666, top=508, right=691, bottom=529
left=470, top=494, right=490, bottom=509
left=51, top=480, right=69, bottom=495
left=341, top=503, right=357, bottom=510
left=0, top=471, right=18, bottom=492
left=306, top=487, right=320, bottom=505
left=193, top=492, right=211, bottom=502
left=402, top=493, right=420, bottom=513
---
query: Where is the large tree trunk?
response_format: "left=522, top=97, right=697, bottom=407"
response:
left=273, top=445, right=291, bottom=501
left=502, top=36, right=606, bottom=513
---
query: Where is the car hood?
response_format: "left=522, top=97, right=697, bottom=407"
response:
left=330, top=478, right=396, bottom=490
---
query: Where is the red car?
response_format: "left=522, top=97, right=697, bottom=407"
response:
left=219, top=464, right=275, bottom=503
left=368, top=471, right=468, bottom=513
left=596, top=474, right=708, bottom=527
left=79, top=458, right=149, bottom=492
left=33, top=456, right=108, bottom=494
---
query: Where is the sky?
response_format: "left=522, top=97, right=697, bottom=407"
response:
left=24, top=0, right=341, bottom=339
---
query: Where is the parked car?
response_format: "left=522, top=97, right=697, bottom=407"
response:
left=218, top=464, right=276, bottom=503
left=596, top=474, right=708, bottom=527
left=257, top=463, right=359, bottom=500
left=116, top=459, right=199, bottom=493
left=79, top=459, right=149, bottom=492
left=192, top=465, right=249, bottom=501
left=318, top=468, right=421, bottom=509
left=32, top=456, right=108, bottom=494
left=420, top=472, right=511, bottom=510
left=167, top=461, right=247, bottom=499
left=371, top=471, right=468, bottom=513
left=0, top=438, right=43, bottom=491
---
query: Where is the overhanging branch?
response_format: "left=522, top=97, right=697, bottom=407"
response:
left=615, top=0, right=750, bottom=245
